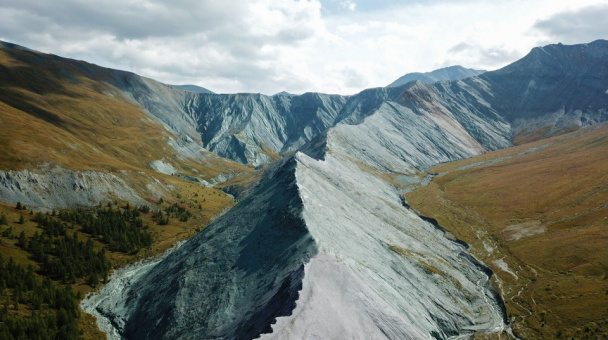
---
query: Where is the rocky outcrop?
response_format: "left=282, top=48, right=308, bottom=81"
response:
left=87, top=92, right=508, bottom=339
left=0, top=167, right=170, bottom=210
left=185, top=92, right=347, bottom=165
left=93, top=158, right=318, bottom=339
left=79, top=40, right=608, bottom=340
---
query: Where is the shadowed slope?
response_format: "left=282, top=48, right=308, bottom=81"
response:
left=473, top=39, right=608, bottom=143
left=91, top=89, right=509, bottom=339
left=93, top=158, right=317, bottom=339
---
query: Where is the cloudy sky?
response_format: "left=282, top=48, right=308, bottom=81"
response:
left=1, top=0, right=607, bottom=95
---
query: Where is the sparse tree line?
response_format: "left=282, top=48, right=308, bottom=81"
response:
left=57, top=204, right=152, bottom=253
left=153, top=202, right=192, bottom=224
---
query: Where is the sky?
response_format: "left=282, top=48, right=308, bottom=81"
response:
left=0, top=0, right=607, bottom=95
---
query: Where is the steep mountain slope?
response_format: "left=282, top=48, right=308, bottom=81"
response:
left=0, top=41, right=251, bottom=209
left=388, top=65, right=486, bottom=87
left=471, top=40, right=608, bottom=143
left=89, top=108, right=508, bottom=339
left=3, top=39, right=608, bottom=339
left=185, top=92, right=347, bottom=165
left=5, top=40, right=604, bottom=172
left=406, top=122, right=608, bottom=338
left=173, top=41, right=608, bottom=167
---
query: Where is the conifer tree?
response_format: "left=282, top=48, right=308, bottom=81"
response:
left=17, top=231, right=26, bottom=248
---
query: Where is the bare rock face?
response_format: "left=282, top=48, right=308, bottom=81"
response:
left=471, top=40, right=608, bottom=140
left=185, top=92, right=347, bottom=165
left=108, top=40, right=608, bottom=166
left=82, top=40, right=608, bottom=340
left=89, top=86, right=509, bottom=339
left=93, top=158, right=318, bottom=339
left=4, top=39, right=608, bottom=338
left=0, top=167, right=169, bottom=210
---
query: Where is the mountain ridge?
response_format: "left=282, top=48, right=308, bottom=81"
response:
left=172, top=40, right=608, bottom=166
left=2, top=39, right=608, bottom=339
left=3, top=39, right=606, bottom=170
left=388, top=65, right=486, bottom=87
left=90, top=133, right=507, bottom=339
left=0, top=40, right=251, bottom=210
left=168, top=84, right=215, bottom=94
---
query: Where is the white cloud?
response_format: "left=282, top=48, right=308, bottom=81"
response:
left=532, top=4, right=608, bottom=44
left=0, top=0, right=606, bottom=95
left=339, top=1, right=357, bottom=11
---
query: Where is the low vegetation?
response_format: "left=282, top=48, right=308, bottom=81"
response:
left=0, top=42, right=253, bottom=179
left=407, top=123, right=608, bottom=338
left=0, top=42, right=249, bottom=338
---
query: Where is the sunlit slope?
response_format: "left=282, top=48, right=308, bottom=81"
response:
left=407, top=123, right=608, bottom=338
left=0, top=42, right=251, bottom=208
left=190, top=40, right=608, bottom=166
left=0, top=41, right=249, bottom=175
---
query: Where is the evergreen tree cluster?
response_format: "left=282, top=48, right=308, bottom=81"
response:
left=0, top=202, right=160, bottom=338
left=165, top=203, right=192, bottom=222
left=58, top=206, right=152, bottom=253
left=23, top=231, right=110, bottom=286
left=0, top=254, right=81, bottom=340
left=1, top=226, right=13, bottom=238
left=0, top=213, right=8, bottom=225
left=152, top=210, right=169, bottom=225
left=35, top=213, right=67, bottom=237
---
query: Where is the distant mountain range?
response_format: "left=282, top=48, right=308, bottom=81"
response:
left=273, top=91, right=295, bottom=96
left=387, top=65, right=486, bottom=87
left=2, top=39, right=608, bottom=339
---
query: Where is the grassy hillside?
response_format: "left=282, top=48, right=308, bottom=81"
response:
left=407, top=123, right=608, bottom=338
left=0, top=42, right=251, bottom=181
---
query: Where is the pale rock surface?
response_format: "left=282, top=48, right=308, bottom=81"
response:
left=0, top=167, right=169, bottom=210
left=87, top=100, right=508, bottom=339
left=149, top=160, right=177, bottom=175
